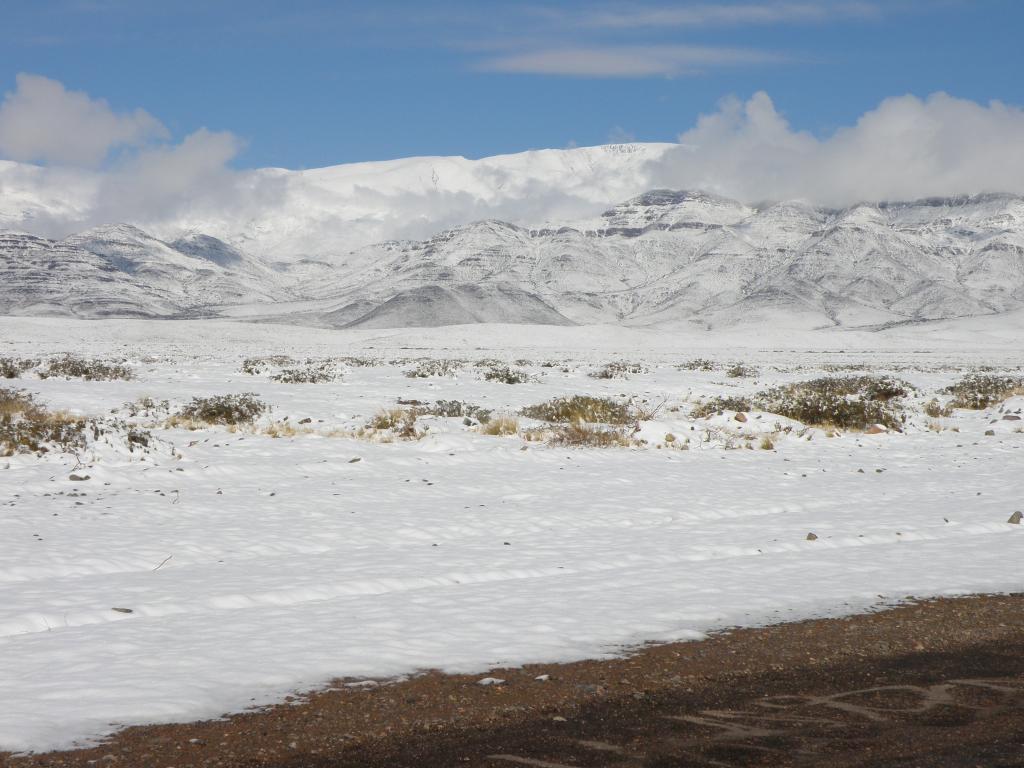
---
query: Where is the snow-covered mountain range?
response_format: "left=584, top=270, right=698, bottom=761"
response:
left=2, top=144, right=1024, bottom=330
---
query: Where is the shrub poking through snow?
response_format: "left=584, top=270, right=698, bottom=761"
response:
left=944, top=374, right=1024, bottom=409
left=39, top=355, right=133, bottom=381
left=589, top=361, right=648, bottom=379
left=270, top=362, right=338, bottom=384
left=693, top=376, right=911, bottom=431
left=240, top=356, right=294, bottom=375
left=0, top=387, right=88, bottom=455
left=483, top=365, right=532, bottom=384
left=122, top=396, right=171, bottom=418
left=367, top=408, right=421, bottom=439
left=924, top=398, right=954, bottom=418
left=480, top=416, right=519, bottom=436
left=171, top=394, right=268, bottom=427
left=0, top=358, right=37, bottom=379
left=691, top=396, right=754, bottom=418
left=405, top=359, right=463, bottom=378
left=521, top=395, right=633, bottom=425
left=678, top=358, right=717, bottom=371
left=725, top=362, right=758, bottom=378
left=425, top=400, right=492, bottom=423
left=549, top=423, right=632, bottom=448
left=753, top=376, right=910, bottom=431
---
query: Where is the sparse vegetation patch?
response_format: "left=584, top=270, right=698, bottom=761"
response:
left=40, top=356, right=133, bottom=381
left=241, top=356, right=295, bottom=375
left=405, top=359, right=463, bottom=378
left=425, top=400, right=493, bottom=423
left=271, top=362, right=339, bottom=384
left=589, top=361, right=648, bottom=379
left=0, top=358, right=37, bottom=379
left=725, top=362, right=758, bottom=378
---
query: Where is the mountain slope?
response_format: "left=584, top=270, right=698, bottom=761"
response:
left=3, top=190, right=1024, bottom=329
left=0, top=226, right=289, bottom=318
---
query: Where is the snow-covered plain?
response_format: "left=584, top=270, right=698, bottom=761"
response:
left=1, top=316, right=1022, bottom=753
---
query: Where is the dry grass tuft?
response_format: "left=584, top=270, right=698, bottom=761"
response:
left=480, top=416, right=518, bottom=436
left=521, top=395, right=633, bottom=425
left=367, top=408, right=422, bottom=439
left=549, top=423, right=632, bottom=448
left=1, top=387, right=88, bottom=455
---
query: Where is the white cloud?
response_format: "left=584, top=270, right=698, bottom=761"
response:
left=95, top=129, right=243, bottom=221
left=651, top=91, right=1024, bottom=206
left=585, top=1, right=878, bottom=28
left=478, top=45, right=784, bottom=77
left=0, top=73, right=167, bottom=166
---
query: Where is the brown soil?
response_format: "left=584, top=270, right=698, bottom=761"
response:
left=3, top=594, right=1023, bottom=768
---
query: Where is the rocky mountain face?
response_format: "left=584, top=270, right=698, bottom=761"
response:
left=0, top=225, right=288, bottom=318
left=2, top=190, right=1024, bottom=330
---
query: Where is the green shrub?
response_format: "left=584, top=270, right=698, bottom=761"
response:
left=521, top=395, right=633, bottom=425
left=483, top=365, right=531, bottom=384
left=755, top=376, right=910, bottom=430
left=944, top=374, right=1024, bottom=409
left=692, top=376, right=911, bottom=431
left=173, top=393, right=269, bottom=426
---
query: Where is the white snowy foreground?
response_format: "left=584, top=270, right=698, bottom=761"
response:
left=0, top=316, right=1022, bottom=753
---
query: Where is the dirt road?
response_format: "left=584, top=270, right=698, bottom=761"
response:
left=4, top=595, right=1022, bottom=767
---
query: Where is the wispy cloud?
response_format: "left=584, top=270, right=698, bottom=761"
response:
left=582, top=1, right=879, bottom=29
left=477, top=44, right=785, bottom=77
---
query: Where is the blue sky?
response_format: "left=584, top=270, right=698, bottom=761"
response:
left=2, top=0, right=1022, bottom=169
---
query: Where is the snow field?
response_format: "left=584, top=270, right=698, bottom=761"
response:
left=0, top=317, right=1022, bottom=752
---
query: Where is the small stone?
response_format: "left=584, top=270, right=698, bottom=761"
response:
left=1002, top=414, right=1021, bottom=421
left=69, top=474, right=90, bottom=481
left=985, top=429, right=996, bottom=436
left=1008, top=511, right=1022, bottom=525
left=111, top=607, right=133, bottom=614
left=733, top=412, right=747, bottom=423
left=552, top=716, right=567, bottom=722
left=477, top=677, right=505, bottom=686
left=348, top=457, right=362, bottom=463
left=298, top=417, right=312, bottom=424
left=534, top=674, right=550, bottom=682
left=806, top=532, right=818, bottom=541
left=865, top=424, right=887, bottom=434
